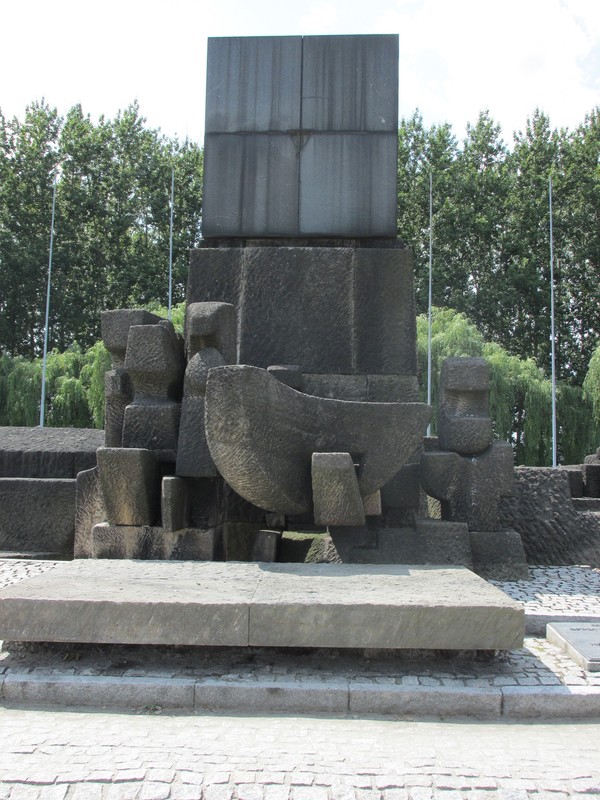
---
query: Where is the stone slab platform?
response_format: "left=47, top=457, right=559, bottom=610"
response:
left=0, top=561, right=524, bottom=650
left=547, top=622, right=600, bottom=671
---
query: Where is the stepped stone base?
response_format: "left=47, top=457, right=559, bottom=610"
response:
left=0, top=560, right=524, bottom=651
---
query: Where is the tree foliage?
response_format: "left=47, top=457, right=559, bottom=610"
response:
left=0, top=100, right=202, bottom=359
left=399, top=107, right=600, bottom=386
left=417, top=308, right=600, bottom=466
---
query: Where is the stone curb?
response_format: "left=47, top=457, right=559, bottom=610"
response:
left=3, top=672, right=600, bottom=719
left=525, top=613, right=600, bottom=636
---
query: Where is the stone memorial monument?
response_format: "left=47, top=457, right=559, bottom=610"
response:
left=0, top=34, right=526, bottom=652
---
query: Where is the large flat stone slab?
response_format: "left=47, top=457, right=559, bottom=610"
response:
left=0, top=427, right=104, bottom=478
left=547, top=622, right=600, bottom=671
left=0, top=561, right=524, bottom=650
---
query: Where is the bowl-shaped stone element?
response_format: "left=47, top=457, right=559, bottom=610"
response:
left=205, top=365, right=431, bottom=515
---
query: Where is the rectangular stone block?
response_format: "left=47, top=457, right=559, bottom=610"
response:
left=202, top=134, right=300, bottom=237
left=91, top=524, right=222, bottom=561
left=195, top=679, right=348, bottom=714
left=74, top=466, right=105, bottom=558
left=187, top=247, right=417, bottom=377
left=349, top=684, right=502, bottom=718
left=205, top=36, right=302, bottom=133
left=0, top=477, right=76, bottom=556
left=301, top=34, right=399, bottom=132
left=0, top=560, right=255, bottom=646
left=0, top=562, right=524, bottom=651
left=354, top=248, right=417, bottom=374
left=547, top=622, right=600, bottom=671
left=249, top=563, right=523, bottom=650
left=298, top=133, right=398, bottom=237
left=3, top=674, right=195, bottom=710
left=239, top=247, right=354, bottom=372
left=0, top=426, right=104, bottom=478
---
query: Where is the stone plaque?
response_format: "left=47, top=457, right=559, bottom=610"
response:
left=547, top=622, right=600, bottom=671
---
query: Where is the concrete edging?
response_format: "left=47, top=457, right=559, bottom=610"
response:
left=3, top=672, right=600, bottom=719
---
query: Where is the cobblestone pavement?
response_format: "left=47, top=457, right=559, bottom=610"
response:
left=2, top=561, right=600, bottom=798
left=0, top=706, right=600, bottom=799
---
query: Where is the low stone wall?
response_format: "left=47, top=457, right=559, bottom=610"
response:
left=500, top=467, right=600, bottom=565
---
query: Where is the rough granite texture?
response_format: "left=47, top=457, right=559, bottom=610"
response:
left=100, top=309, right=161, bottom=368
left=96, top=447, right=159, bottom=526
left=187, top=247, right=418, bottom=376
left=0, top=477, right=76, bottom=555
left=0, top=427, right=103, bottom=478
left=0, top=560, right=524, bottom=650
left=500, top=467, right=600, bottom=565
left=74, top=466, right=106, bottom=558
left=437, top=357, right=493, bottom=456
left=311, top=452, right=366, bottom=527
left=205, top=365, right=430, bottom=514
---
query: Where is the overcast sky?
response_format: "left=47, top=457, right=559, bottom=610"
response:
left=2, top=0, right=598, bottom=145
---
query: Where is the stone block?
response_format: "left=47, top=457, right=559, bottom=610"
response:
left=205, top=365, right=430, bottom=515
left=185, top=302, right=237, bottom=363
left=349, top=685, right=501, bottom=719
left=367, top=374, right=420, bottom=402
left=122, top=402, right=181, bottom=455
left=202, top=133, right=300, bottom=238
left=3, top=674, right=195, bottom=710
left=96, top=447, right=159, bottom=526
left=267, top=365, right=304, bottom=391
left=341, top=520, right=473, bottom=567
left=202, top=34, right=398, bottom=239
left=224, top=524, right=280, bottom=562
left=195, top=679, right=348, bottom=714
left=469, top=529, right=529, bottom=580
left=302, top=374, right=367, bottom=400
left=421, top=441, right=514, bottom=532
left=560, top=465, right=584, bottom=497
left=438, top=357, right=492, bottom=456
left=299, top=133, right=397, bottom=237
left=161, top=476, right=190, bottom=532
left=547, top=622, right=600, bottom=671
left=249, top=563, right=524, bottom=650
left=187, top=247, right=417, bottom=377
left=583, top=463, right=600, bottom=497
left=101, top=309, right=161, bottom=368
left=0, top=477, right=76, bottom=556
left=124, top=320, right=185, bottom=400
left=0, top=560, right=255, bottom=645
left=381, top=461, right=422, bottom=510
left=104, top=368, right=133, bottom=447
left=354, top=248, right=418, bottom=375
left=312, top=452, right=365, bottom=527
left=0, top=561, right=524, bottom=650
left=91, top=523, right=222, bottom=561
left=362, top=490, right=381, bottom=517
left=205, top=36, right=302, bottom=133
left=176, top=347, right=225, bottom=478
left=300, top=34, right=398, bottom=132
left=0, top=426, right=104, bottom=478
left=499, top=467, right=600, bottom=565
left=74, top=466, right=105, bottom=559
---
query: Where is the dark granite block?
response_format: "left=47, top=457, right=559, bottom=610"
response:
left=301, top=34, right=398, bottom=132
left=0, top=477, right=76, bottom=555
left=74, top=466, right=105, bottom=559
left=202, top=134, right=299, bottom=238
left=354, top=248, right=417, bottom=374
left=299, top=133, right=397, bottom=237
left=206, top=36, right=302, bottom=133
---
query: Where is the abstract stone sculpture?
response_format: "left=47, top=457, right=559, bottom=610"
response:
left=122, top=320, right=185, bottom=455
left=437, top=357, right=493, bottom=455
left=205, top=364, right=431, bottom=515
left=312, top=452, right=366, bottom=527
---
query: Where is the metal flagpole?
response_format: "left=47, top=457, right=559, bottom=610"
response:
left=39, top=174, right=57, bottom=428
left=427, top=171, right=433, bottom=436
left=549, top=174, right=557, bottom=467
left=168, top=166, right=174, bottom=321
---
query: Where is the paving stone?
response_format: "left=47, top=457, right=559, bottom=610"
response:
left=138, top=784, right=171, bottom=800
